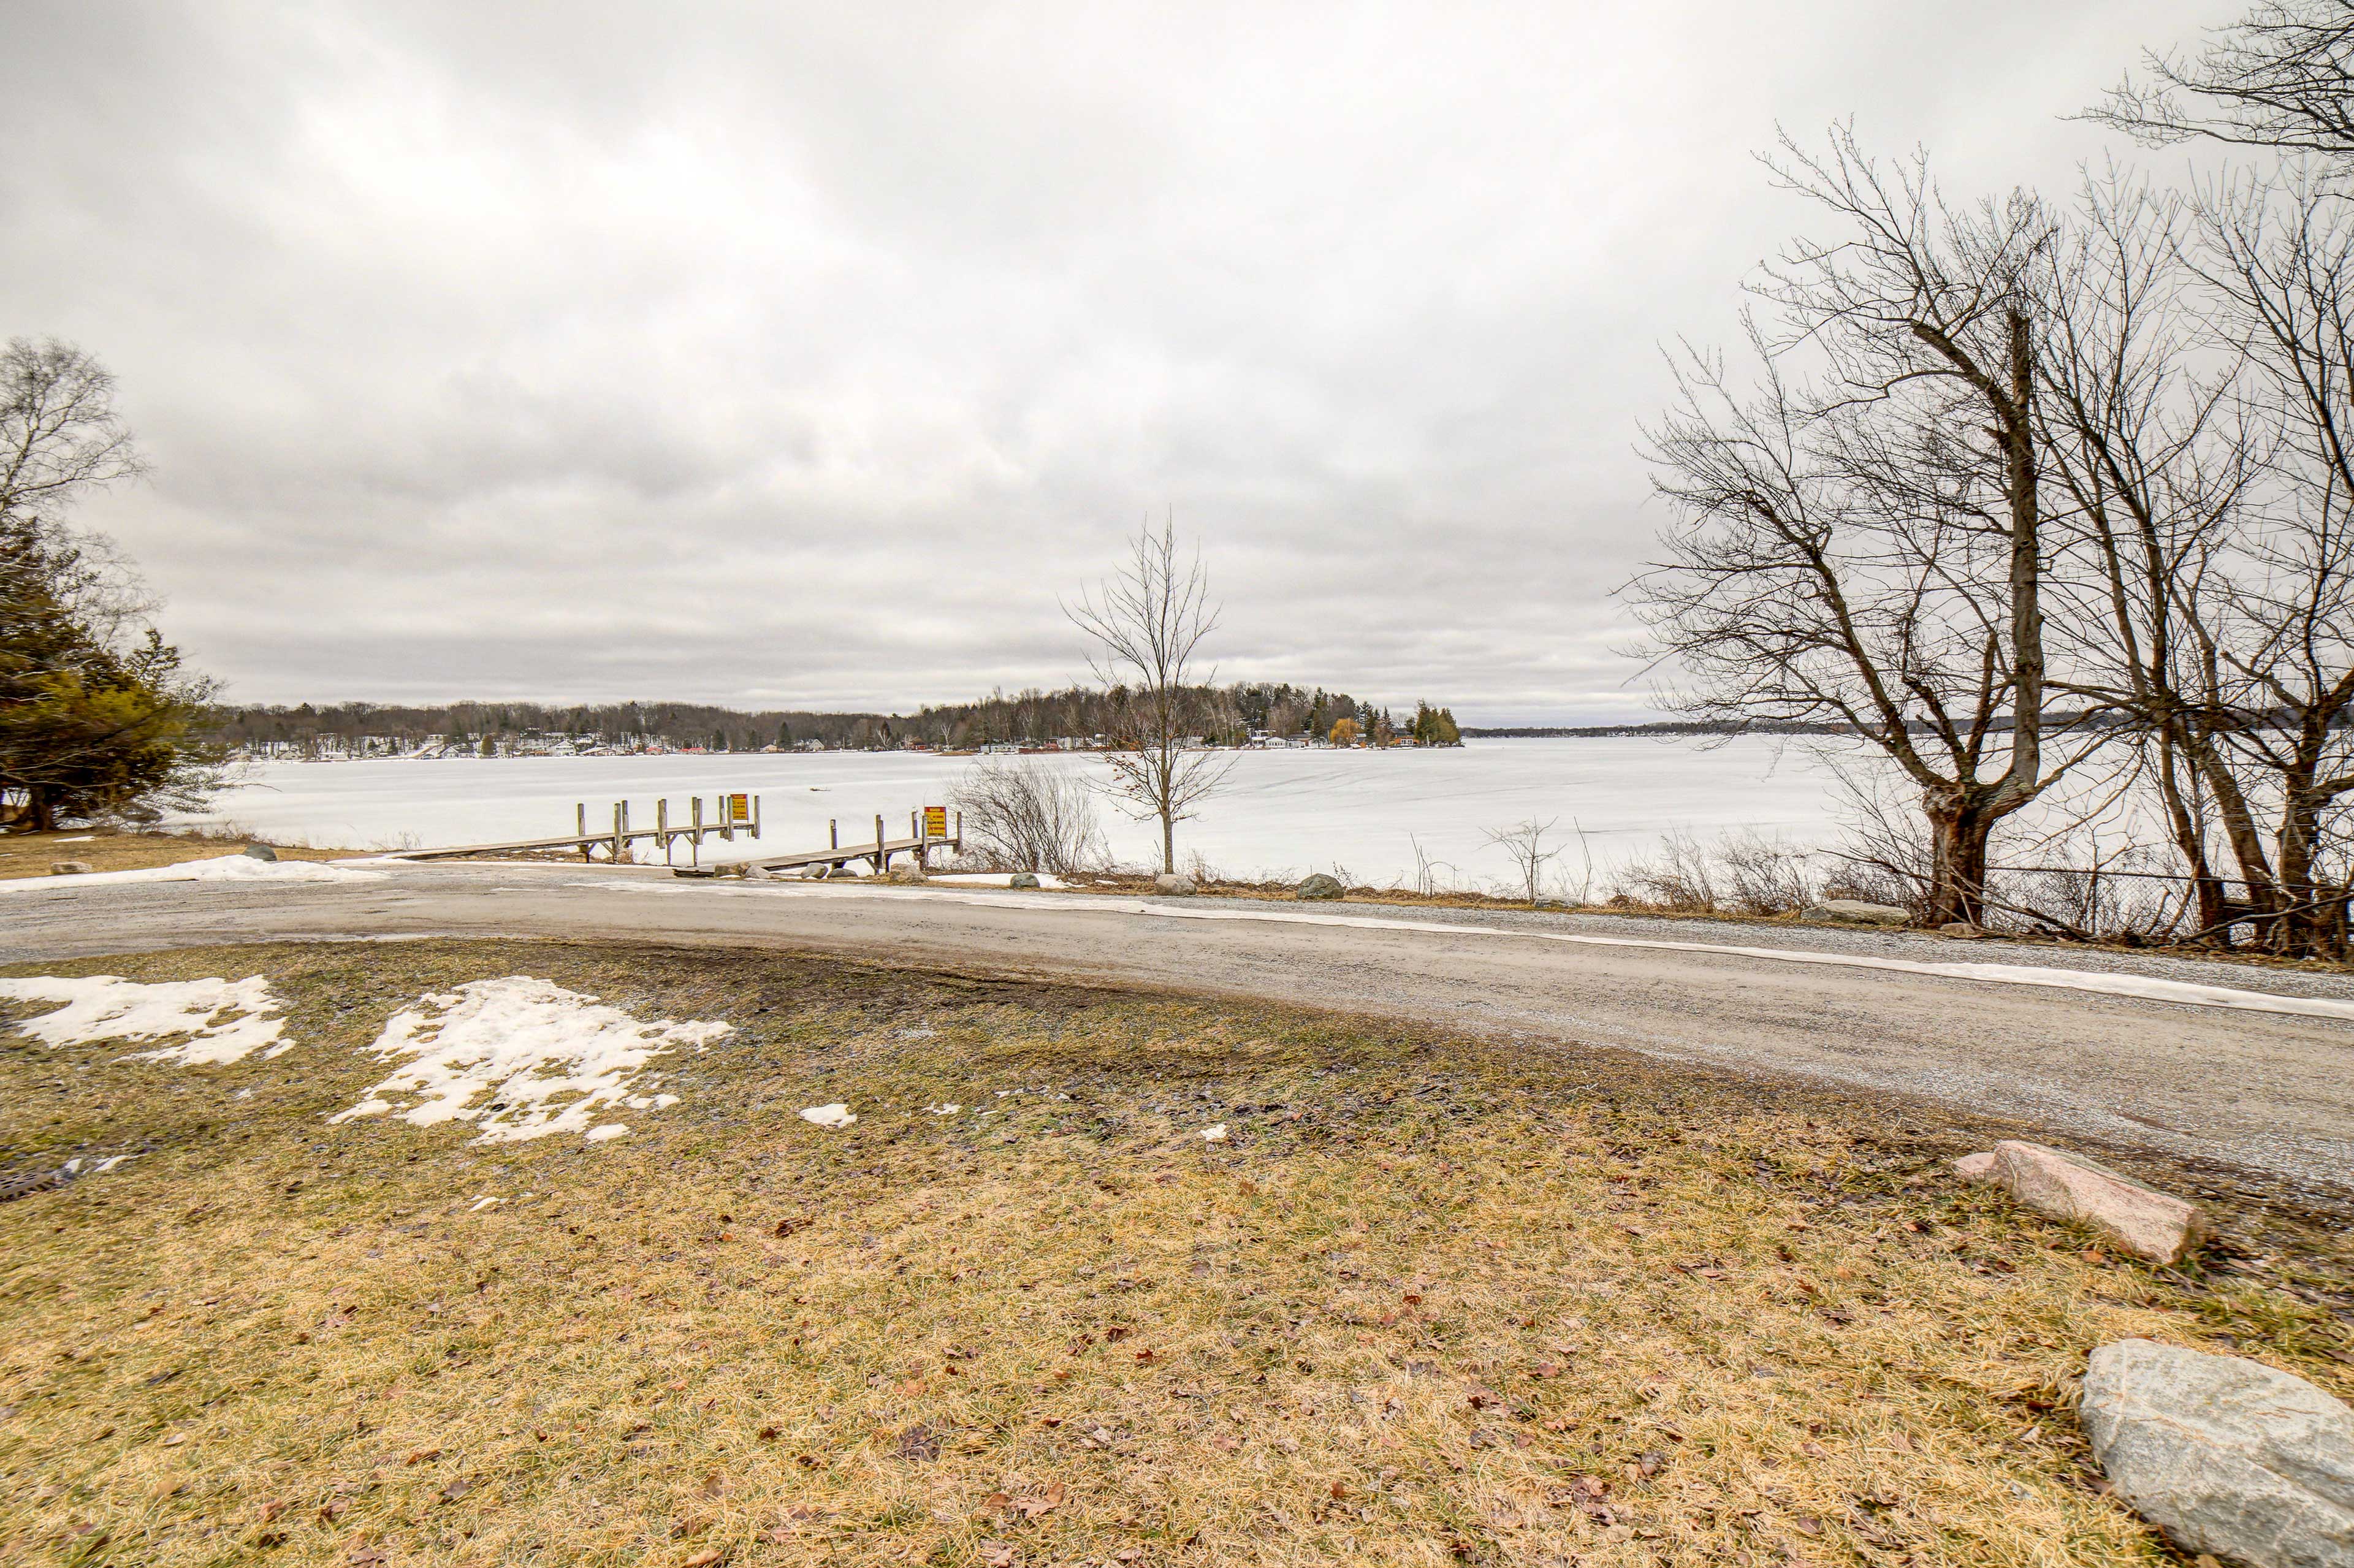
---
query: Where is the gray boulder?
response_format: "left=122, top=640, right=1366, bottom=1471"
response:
left=49, top=860, right=92, bottom=876
left=1008, top=872, right=1040, bottom=889
left=1802, top=899, right=1911, bottom=926
left=1152, top=872, right=1196, bottom=896
left=242, top=843, right=278, bottom=862
left=1297, top=872, right=1344, bottom=901
left=2082, top=1339, right=2354, bottom=1566
left=1957, top=1140, right=2206, bottom=1265
left=885, top=863, right=928, bottom=885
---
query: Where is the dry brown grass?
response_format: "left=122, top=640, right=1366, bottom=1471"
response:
left=2, top=940, right=2348, bottom=1568
left=0, top=832, right=366, bottom=883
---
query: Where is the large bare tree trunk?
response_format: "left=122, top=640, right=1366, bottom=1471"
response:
left=1922, top=787, right=1996, bottom=927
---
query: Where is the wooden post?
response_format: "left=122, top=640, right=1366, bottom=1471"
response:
left=723, top=790, right=734, bottom=843
left=612, top=802, right=624, bottom=864
left=752, top=794, right=761, bottom=841
left=692, top=794, right=704, bottom=851
left=658, top=798, right=671, bottom=864
left=954, top=809, right=963, bottom=853
left=829, top=818, right=838, bottom=850
left=875, top=813, right=885, bottom=871
left=577, top=802, right=589, bottom=861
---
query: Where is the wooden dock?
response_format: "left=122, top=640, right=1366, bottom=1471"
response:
left=392, top=799, right=959, bottom=878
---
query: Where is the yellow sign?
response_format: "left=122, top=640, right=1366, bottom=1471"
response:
left=728, top=793, right=752, bottom=825
left=923, top=805, right=948, bottom=839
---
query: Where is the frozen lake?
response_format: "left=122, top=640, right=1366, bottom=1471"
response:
left=177, top=737, right=1861, bottom=891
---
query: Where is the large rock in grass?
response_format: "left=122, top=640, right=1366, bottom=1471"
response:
left=49, top=861, right=92, bottom=875
left=1008, top=872, right=1040, bottom=889
left=1800, top=899, right=1911, bottom=926
left=1152, top=872, right=1196, bottom=896
left=1297, top=873, right=1344, bottom=901
left=242, top=843, right=278, bottom=862
left=1959, top=1140, right=2205, bottom=1265
left=885, top=863, right=928, bottom=885
left=2082, top=1339, right=2354, bottom=1566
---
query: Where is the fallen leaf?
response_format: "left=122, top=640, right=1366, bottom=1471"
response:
left=682, top=1551, right=725, bottom=1567
left=405, top=1448, right=441, bottom=1466
left=438, top=1477, right=471, bottom=1504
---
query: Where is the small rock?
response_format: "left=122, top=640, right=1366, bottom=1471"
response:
left=1968, top=1141, right=2205, bottom=1263
left=2082, top=1339, right=2354, bottom=1566
left=1152, top=872, right=1196, bottom=897
left=1938, top=921, right=1988, bottom=938
left=242, top=843, right=278, bottom=862
left=741, top=865, right=774, bottom=881
left=886, top=864, right=928, bottom=885
left=1800, top=899, right=1911, bottom=926
left=49, top=861, right=92, bottom=876
left=1297, top=872, right=1344, bottom=901
left=1008, top=872, right=1040, bottom=889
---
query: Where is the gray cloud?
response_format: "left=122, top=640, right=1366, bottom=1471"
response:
left=2, top=0, right=2230, bottom=721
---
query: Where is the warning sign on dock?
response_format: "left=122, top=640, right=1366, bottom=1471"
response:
left=923, top=805, right=948, bottom=838
left=727, top=793, right=752, bottom=825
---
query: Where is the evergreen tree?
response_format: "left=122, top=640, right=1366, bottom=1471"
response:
left=0, top=341, right=216, bottom=831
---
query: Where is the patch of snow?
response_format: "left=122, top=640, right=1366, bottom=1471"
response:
left=0, top=853, right=385, bottom=892
left=926, top=1103, right=961, bottom=1115
left=467, top=1195, right=505, bottom=1212
left=327, top=976, right=731, bottom=1144
left=584, top=1124, right=628, bottom=1143
left=52, top=835, right=93, bottom=843
left=799, top=1103, right=856, bottom=1128
left=928, top=872, right=1069, bottom=889
left=91, top=1154, right=134, bottom=1173
left=1200, top=1124, right=1229, bottom=1142
left=0, top=975, right=291, bottom=1064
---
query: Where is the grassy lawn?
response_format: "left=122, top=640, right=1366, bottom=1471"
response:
left=2, top=940, right=2348, bottom=1567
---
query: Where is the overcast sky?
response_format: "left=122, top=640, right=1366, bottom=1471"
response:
left=2, top=1, right=2231, bottom=721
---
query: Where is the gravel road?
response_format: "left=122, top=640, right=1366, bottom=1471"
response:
left=4, top=860, right=2350, bottom=1197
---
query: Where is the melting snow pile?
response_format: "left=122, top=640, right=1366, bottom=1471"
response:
left=799, top=1103, right=856, bottom=1128
left=0, top=853, right=385, bottom=892
left=329, top=976, right=732, bottom=1144
left=0, top=975, right=293, bottom=1064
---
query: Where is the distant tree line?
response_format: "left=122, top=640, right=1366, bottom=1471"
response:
left=198, top=682, right=1465, bottom=756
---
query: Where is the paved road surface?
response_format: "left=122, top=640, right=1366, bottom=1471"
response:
left=4, top=861, right=2350, bottom=1198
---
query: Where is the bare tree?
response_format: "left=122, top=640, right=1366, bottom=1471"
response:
left=2181, top=165, right=2354, bottom=953
left=2030, top=172, right=2263, bottom=940
left=1632, top=127, right=2086, bottom=926
left=948, top=756, right=1105, bottom=874
left=2085, top=1, right=2354, bottom=161
left=1067, top=517, right=1232, bottom=874
left=1482, top=817, right=1564, bottom=908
